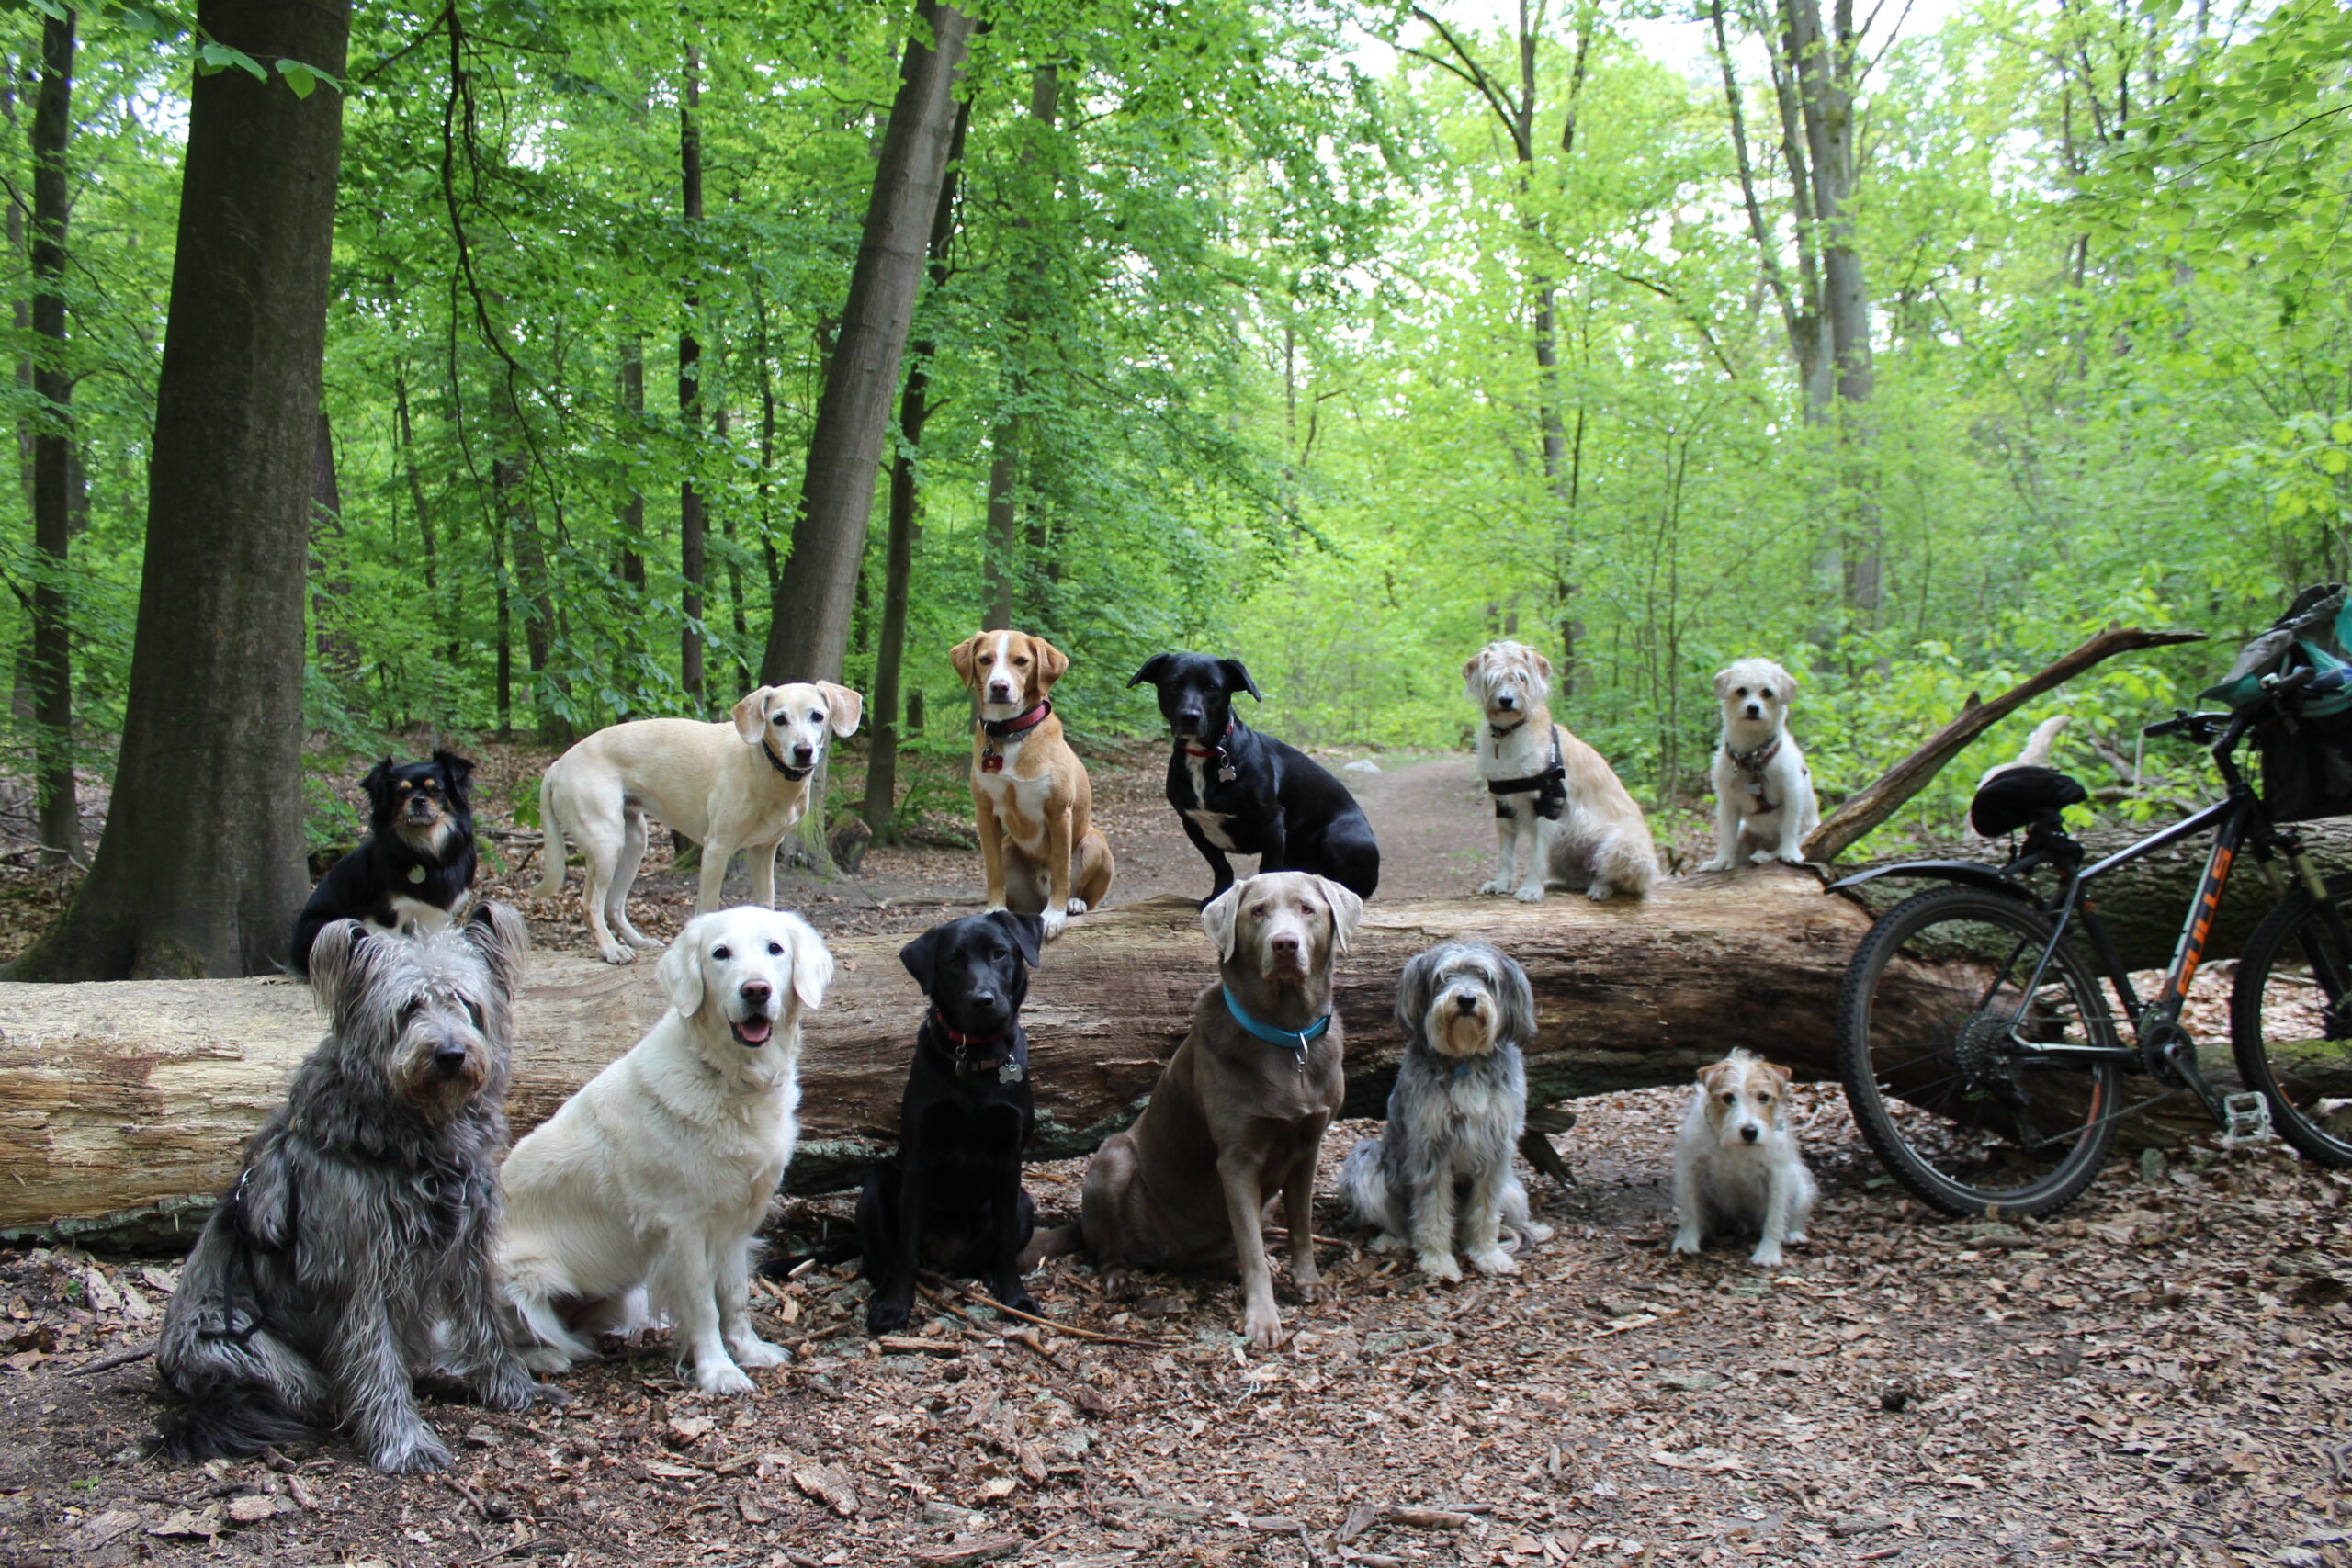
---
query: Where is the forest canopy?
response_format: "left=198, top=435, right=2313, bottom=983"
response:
left=0, top=0, right=2346, bottom=861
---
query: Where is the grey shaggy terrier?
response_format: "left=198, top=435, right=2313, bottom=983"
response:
left=155, top=904, right=554, bottom=1472
left=1339, top=941, right=1554, bottom=1280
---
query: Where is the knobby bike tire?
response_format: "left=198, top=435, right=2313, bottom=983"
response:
left=2230, top=874, right=2352, bottom=1168
left=1835, top=884, right=2121, bottom=1217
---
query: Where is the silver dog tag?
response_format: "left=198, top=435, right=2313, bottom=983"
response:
left=1000, top=1057, right=1024, bottom=1085
left=408, top=864, right=427, bottom=884
left=1217, top=762, right=1238, bottom=784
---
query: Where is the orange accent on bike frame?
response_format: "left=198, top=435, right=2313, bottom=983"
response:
left=2163, top=843, right=2235, bottom=1003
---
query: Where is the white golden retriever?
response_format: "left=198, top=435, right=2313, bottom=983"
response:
left=1699, top=657, right=1817, bottom=870
left=535, top=682, right=863, bottom=964
left=1464, top=640, right=1657, bottom=901
left=498, top=907, right=833, bottom=1393
left=1670, top=1049, right=1817, bottom=1268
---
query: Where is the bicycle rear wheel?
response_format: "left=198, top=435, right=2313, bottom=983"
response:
left=2231, top=874, right=2352, bottom=1167
left=1836, top=884, right=2122, bottom=1216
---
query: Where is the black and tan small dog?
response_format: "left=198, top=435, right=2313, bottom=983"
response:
left=292, top=750, right=478, bottom=976
left=854, top=910, right=1045, bottom=1334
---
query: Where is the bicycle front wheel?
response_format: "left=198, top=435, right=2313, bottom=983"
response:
left=1836, top=884, right=2122, bottom=1217
left=2231, top=874, right=2352, bottom=1167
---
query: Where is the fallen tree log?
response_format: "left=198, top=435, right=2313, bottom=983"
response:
left=6, top=872, right=2346, bottom=1248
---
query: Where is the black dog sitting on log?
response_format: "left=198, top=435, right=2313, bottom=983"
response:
left=854, top=909, right=1045, bottom=1334
left=1128, top=651, right=1381, bottom=906
left=291, top=750, right=478, bottom=976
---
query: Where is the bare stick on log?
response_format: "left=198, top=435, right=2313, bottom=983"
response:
left=1803, top=625, right=2207, bottom=864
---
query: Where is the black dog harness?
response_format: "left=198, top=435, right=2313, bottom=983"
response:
left=1181, top=718, right=1239, bottom=784
left=978, top=701, right=1052, bottom=774
left=1724, top=736, right=1783, bottom=814
left=1487, top=723, right=1566, bottom=821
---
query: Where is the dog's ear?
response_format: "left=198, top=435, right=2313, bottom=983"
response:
left=1219, top=659, right=1261, bottom=701
left=304, top=918, right=381, bottom=1017
left=432, top=749, right=475, bottom=799
left=731, top=687, right=775, bottom=746
left=1758, top=1059, right=1793, bottom=1093
left=899, top=925, right=944, bottom=996
left=950, top=635, right=986, bottom=691
left=1127, top=652, right=1175, bottom=690
left=1315, top=875, right=1366, bottom=955
left=1497, top=948, right=1538, bottom=1047
left=1764, top=662, right=1796, bottom=702
left=988, top=908, right=1045, bottom=969
left=1529, top=648, right=1554, bottom=682
left=785, top=915, right=835, bottom=1010
left=1712, top=667, right=1736, bottom=702
left=360, top=758, right=399, bottom=816
left=1462, top=649, right=1489, bottom=705
left=1392, top=945, right=1439, bottom=1041
left=1200, top=883, right=1243, bottom=962
left=817, top=682, right=865, bottom=738
left=657, top=922, right=707, bottom=1018
left=1028, top=636, right=1070, bottom=691
left=461, top=900, right=531, bottom=1000
left=1697, top=1059, right=1733, bottom=1094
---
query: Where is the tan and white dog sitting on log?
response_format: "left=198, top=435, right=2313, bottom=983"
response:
left=1698, top=657, right=1817, bottom=871
left=1464, top=640, right=1657, bottom=902
left=950, top=629, right=1114, bottom=940
left=535, top=683, right=863, bottom=964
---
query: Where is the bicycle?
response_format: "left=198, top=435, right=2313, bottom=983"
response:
left=1829, top=644, right=2352, bottom=1218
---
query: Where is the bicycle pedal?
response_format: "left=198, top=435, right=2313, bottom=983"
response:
left=2220, top=1091, right=2276, bottom=1147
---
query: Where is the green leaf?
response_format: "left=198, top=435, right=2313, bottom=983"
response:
left=197, top=41, right=267, bottom=81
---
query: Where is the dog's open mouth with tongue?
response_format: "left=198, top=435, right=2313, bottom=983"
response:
left=731, top=1013, right=775, bottom=1048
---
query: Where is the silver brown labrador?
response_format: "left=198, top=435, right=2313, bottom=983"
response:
left=1075, top=870, right=1364, bottom=1349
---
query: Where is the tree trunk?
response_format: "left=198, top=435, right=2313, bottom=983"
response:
left=617, top=333, right=647, bottom=716
left=7, top=0, right=348, bottom=982
left=678, top=47, right=706, bottom=713
left=17, top=870, right=2341, bottom=1247
left=28, top=11, right=77, bottom=869
left=759, top=0, right=973, bottom=689
left=980, top=62, right=1058, bottom=629
left=307, top=411, right=357, bottom=681
left=863, top=98, right=968, bottom=841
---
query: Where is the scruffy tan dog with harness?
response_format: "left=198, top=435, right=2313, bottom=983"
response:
left=1464, top=640, right=1657, bottom=901
left=535, top=684, right=863, bottom=964
left=950, top=630, right=1114, bottom=940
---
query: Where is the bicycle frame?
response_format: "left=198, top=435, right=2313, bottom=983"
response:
left=1829, top=700, right=2352, bottom=1128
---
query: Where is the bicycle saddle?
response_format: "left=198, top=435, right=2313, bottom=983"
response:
left=1970, top=764, right=2088, bottom=838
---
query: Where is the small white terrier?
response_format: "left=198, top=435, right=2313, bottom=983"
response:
left=1699, top=657, right=1818, bottom=870
left=1670, top=1049, right=1817, bottom=1268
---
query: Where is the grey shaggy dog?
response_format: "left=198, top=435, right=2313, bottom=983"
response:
left=1339, top=942, right=1554, bottom=1280
left=154, top=904, right=554, bottom=1472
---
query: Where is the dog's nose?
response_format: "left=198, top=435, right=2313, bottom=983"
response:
left=740, top=980, right=772, bottom=1008
left=1739, top=1123, right=1760, bottom=1143
left=434, top=1042, right=469, bottom=1074
left=1497, top=692, right=1517, bottom=709
left=1454, top=993, right=1478, bottom=1014
left=791, top=745, right=816, bottom=764
left=989, top=682, right=1012, bottom=700
left=1271, top=932, right=1301, bottom=957
left=1745, top=703, right=1762, bottom=718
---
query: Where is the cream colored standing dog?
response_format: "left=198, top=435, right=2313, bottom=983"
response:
left=1700, top=658, right=1817, bottom=870
left=1464, top=640, right=1658, bottom=901
left=535, top=683, right=863, bottom=964
left=949, top=630, right=1114, bottom=941
left=1670, top=1048, right=1817, bottom=1268
left=498, top=907, right=832, bottom=1393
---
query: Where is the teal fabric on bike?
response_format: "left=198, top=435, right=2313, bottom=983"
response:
left=2201, top=582, right=2352, bottom=716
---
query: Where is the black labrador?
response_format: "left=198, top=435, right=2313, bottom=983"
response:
left=855, top=909, right=1045, bottom=1334
left=1128, top=652, right=1381, bottom=905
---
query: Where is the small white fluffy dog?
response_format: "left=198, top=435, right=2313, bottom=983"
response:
left=498, top=906, right=833, bottom=1393
left=1670, top=1049, right=1817, bottom=1268
left=536, top=682, right=863, bottom=964
left=1340, top=941, right=1553, bottom=1280
left=1464, top=640, right=1658, bottom=902
left=1699, top=658, right=1818, bottom=870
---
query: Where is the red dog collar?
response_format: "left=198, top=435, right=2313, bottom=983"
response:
left=978, top=702, right=1051, bottom=773
left=1182, top=719, right=1237, bottom=759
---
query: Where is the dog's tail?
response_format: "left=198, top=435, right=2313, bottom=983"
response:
left=1016, top=1223, right=1085, bottom=1272
left=1336, top=1135, right=1392, bottom=1235
left=2014, top=714, right=2069, bottom=770
left=532, top=777, right=568, bottom=898
left=152, top=1376, right=317, bottom=1462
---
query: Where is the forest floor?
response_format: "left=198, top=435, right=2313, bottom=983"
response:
left=0, top=742, right=2348, bottom=1567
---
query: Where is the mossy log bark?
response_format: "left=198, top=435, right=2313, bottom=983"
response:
left=7, top=870, right=2348, bottom=1249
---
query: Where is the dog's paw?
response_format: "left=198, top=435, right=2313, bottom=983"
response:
left=476, top=1363, right=542, bottom=1412
left=1512, top=885, right=1546, bottom=904
left=519, top=1345, right=574, bottom=1376
left=528, top=1381, right=571, bottom=1406
left=1414, top=1251, right=1464, bottom=1283
left=1040, top=906, right=1069, bottom=940
left=1477, top=875, right=1514, bottom=896
left=996, top=1285, right=1039, bottom=1317
left=1585, top=883, right=1614, bottom=902
left=730, top=1337, right=789, bottom=1370
left=693, top=1359, right=757, bottom=1396
left=371, top=1428, right=453, bottom=1475
left=1747, top=848, right=1781, bottom=867
left=1292, top=1274, right=1330, bottom=1304
left=1367, top=1231, right=1407, bottom=1254
left=1693, top=855, right=1730, bottom=874
left=1241, top=1308, right=1286, bottom=1351
left=1065, top=897, right=1090, bottom=917
left=1784, top=1231, right=1809, bottom=1247
left=1749, top=1247, right=1785, bottom=1269
left=1516, top=1220, right=1556, bottom=1244
left=1466, top=1247, right=1518, bottom=1277
left=597, top=942, right=638, bottom=965
left=1670, top=1229, right=1702, bottom=1257
left=624, top=928, right=663, bottom=949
